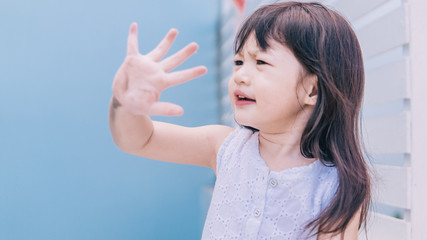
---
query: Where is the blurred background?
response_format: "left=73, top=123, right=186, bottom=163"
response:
left=0, top=0, right=220, bottom=239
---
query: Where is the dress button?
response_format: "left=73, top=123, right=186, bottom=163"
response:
left=269, top=178, right=278, bottom=187
left=253, top=208, right=262, bottom=217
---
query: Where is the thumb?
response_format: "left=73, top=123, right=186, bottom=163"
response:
left=148, top=102, right=184, bottom=116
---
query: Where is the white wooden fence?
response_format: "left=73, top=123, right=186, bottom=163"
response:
left=218, top=0, right=427, bottom=239
left=331, top=0, right=427, bottom=239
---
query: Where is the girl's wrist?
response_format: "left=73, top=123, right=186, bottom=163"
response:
left=112, top=96, right=122, bottom=109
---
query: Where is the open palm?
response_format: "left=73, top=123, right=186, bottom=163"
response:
left=112, top=23, right=207, bottom=116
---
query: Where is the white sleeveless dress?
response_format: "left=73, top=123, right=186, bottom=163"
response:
left=202, top=127, right=339, bottom=240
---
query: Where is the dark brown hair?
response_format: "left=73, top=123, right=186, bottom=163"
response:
left=234, top=1, right=371, bottom=238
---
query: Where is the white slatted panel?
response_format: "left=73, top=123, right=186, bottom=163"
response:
left=364, top=58, right=409, bottom=106
left=364, top=112, right=410, bottom=154
left=329, top=0, right=412, bottom=239
left=332, top=0, right=389, bottom=21
left=360, top=213, right=410, bottom=240
left=375, top=165, right=410, bottom=208
left=356, top=5, right=409, bottom=59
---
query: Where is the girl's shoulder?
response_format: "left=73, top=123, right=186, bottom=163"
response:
left=303, top=160, right=339, bottom=189
left=311, top=161, right=339, bottom=206
left=215, top=126, right=257, bottom=172
left=217, top=126, right=255, bottom=155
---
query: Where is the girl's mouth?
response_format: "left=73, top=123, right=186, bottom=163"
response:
left=234, top=90, right=256, bottom=106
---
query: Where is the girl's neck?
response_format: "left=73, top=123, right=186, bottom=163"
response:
left=258, top=118, right=316, bottom=172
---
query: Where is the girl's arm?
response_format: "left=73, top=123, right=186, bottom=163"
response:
left=109, top=23, right=233, bottom=170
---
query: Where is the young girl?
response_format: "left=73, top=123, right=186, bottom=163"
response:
left=109, top=1, right=371, bottom=239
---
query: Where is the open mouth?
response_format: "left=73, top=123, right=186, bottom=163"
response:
left=236, top=95, right=256, bottom=102
left=234, top=90, right=256, bottom=105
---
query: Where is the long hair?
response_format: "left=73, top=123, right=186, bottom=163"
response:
left=234, top=2, right=371, bottom=237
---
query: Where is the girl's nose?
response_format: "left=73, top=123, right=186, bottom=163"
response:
left=233, top=68, right=251, bottom=85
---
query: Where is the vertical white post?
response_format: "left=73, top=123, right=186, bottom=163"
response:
left=408, top=0, right=427, bottom=239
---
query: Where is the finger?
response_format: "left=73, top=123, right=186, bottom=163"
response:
left=165, top=66, right=207, bottom=87
left=146, top=29, right=178, bottom=61
left=160, top=42, right=199, bottom=72
left=127, top=22, right=139, bottom=56
left=148, top=102, right=184, bottom=116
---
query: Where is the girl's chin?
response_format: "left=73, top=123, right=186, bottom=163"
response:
left=234, top=117, right=256, bottom=130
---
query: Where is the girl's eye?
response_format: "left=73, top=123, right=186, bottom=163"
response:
left=234, top=60, right=243, bottom=66
left=257, top=60, right=268, bottom=65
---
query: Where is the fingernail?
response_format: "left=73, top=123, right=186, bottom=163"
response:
left=131, top=22, right=137, bottom=32
left=170, top=28, right=178, bottom=35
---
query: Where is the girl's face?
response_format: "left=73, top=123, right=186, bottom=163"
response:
left=229, top=33, right=314, bottom=133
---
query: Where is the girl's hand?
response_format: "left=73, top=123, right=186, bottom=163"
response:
left=112, top=23, right=207, bottom=116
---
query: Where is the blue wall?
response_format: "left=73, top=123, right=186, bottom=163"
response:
left=0, top=0, right=219, bottom=239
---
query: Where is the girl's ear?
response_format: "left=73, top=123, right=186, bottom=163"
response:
left=304, top=74, right=318, bottom=106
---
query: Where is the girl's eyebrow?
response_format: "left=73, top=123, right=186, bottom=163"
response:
left=236, top=48, right=264, bottom=58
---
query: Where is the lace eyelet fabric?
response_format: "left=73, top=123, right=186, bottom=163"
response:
left=202, top=127, right=339, bottom=240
